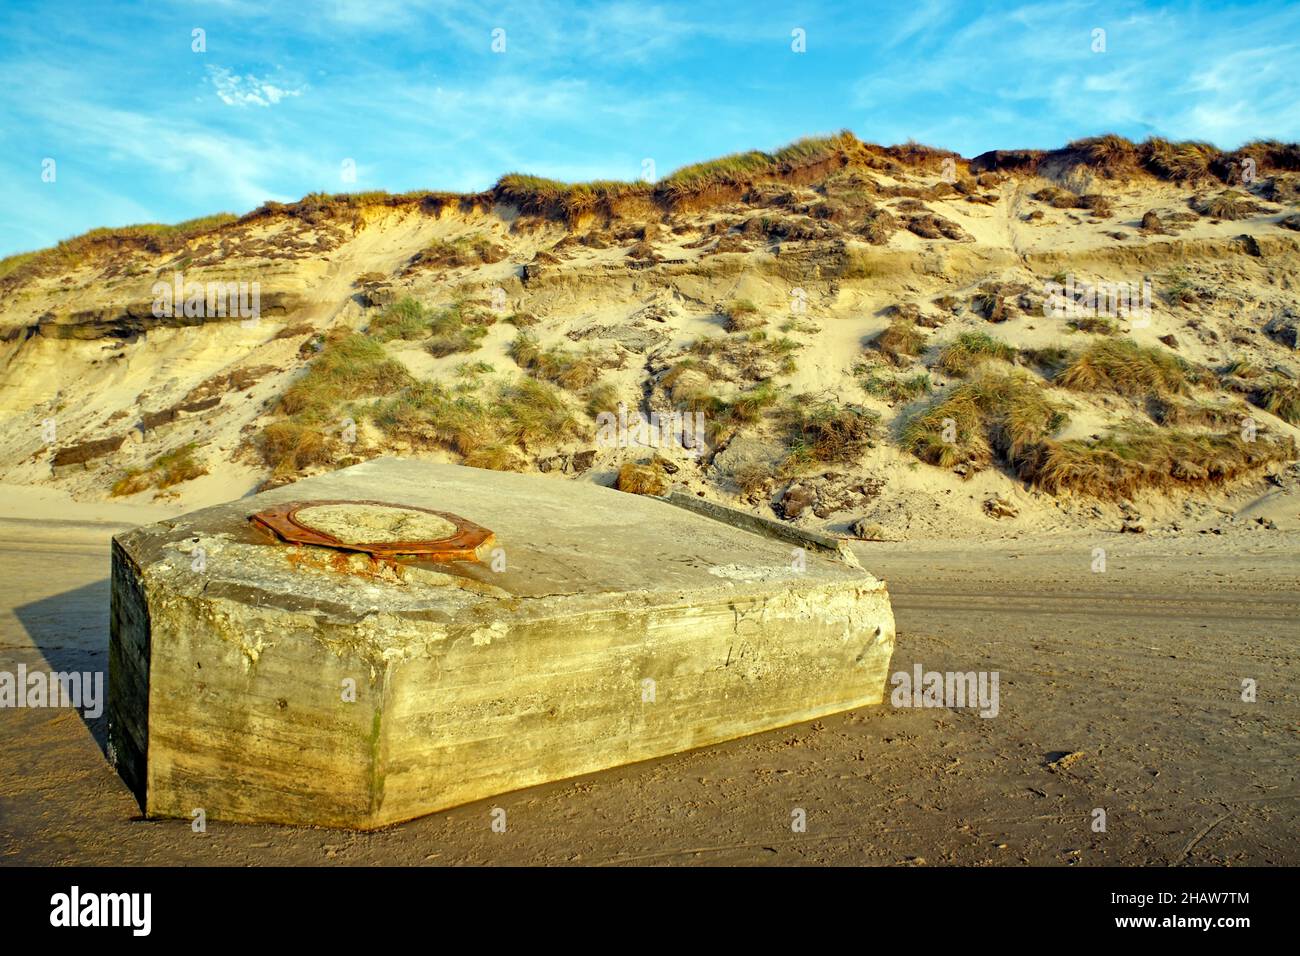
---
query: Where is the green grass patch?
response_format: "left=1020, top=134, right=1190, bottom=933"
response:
left=368, top=376, right=587, bottom=469
left=279, top=332, right=411, bottom=421
left=861, top=370, right=933, bottom=403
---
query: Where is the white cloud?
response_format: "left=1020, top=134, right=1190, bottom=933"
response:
left=207, top=66, right=305, bottom=108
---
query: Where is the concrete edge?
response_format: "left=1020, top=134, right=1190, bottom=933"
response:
left=657, top=491, right=862, bottom=570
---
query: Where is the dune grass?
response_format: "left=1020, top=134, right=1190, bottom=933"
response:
left=508, top=332, right=607, bottom=390
left=687, top=331, right=803, bottom=377
left=1054, top=338, right=1196, bottom=396
left=368, top=376, right=586, bottom=469
left=861, top=370, right=933, bottom=403
left=935, top=331, right=1018, bottom=376
left=903, top=370, right=1066, bottom=470
left=257, top=420, right=337, bottom=476
left=1, top=213, right=239, bottom=285
left=1148, top=395, right=1249, bottom=429
left=257, top=331, right=412, bottom=476
left=412, top=233, right=504, bottom=268
left=1066, top=134, right=1141, bottom=176
left=780, top=400, right=879, bottom=474
left=902, top=367, right=1293, bottom=497
left=615, top=461, right=669, bottom=496
left=1196, top=190, right=1260, bottom=220
left=370, top=298, right=491, bottom=355
left=1143, top=138, right=1222, bottom=182
left=1250, top=378, right=1300, bottom=425
left=873, top=318, right=927, bottom=366
left=723, top=298, right=763, bottom=332
left=368, top=297, right=432, bottom=341
left=1027, top=429, right=1293, bottom=498
left=111, top=443, right=208, bottom=496
left=279, top=332, right=411, bottom=421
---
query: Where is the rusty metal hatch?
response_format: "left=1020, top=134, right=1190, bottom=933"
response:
left=250, top=499, right=495, bottom=563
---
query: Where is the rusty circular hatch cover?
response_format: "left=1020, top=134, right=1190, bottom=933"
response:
left=250, top=499, right=494, bottom=562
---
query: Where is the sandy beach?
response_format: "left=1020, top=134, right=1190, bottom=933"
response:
left=2, top=501, right=1294, bottom=866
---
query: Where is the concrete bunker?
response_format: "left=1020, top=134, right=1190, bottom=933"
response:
left=108, top=458, right=897, bottom=829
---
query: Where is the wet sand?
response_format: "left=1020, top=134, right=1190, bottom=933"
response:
left=1, top=517, right=1296, bottom=866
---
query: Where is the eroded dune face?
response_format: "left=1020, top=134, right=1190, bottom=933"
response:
left=2, top=132, right=1299, bottom=538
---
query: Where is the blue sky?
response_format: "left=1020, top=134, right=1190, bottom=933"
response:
left=2, top=0, right=1298, bottom=257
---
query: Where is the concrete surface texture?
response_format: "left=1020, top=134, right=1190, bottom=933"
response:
left=109, top=458, right=896, bottom=829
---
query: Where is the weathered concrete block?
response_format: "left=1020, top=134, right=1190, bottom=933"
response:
left=109, top=458, right=896, bottom=829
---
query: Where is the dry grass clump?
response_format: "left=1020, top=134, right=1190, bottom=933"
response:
left=902, top=371, right=1066, bottom=470
left=970, top=281, right=1030, bottom=322
left=651, top=376, right=781, bottom=442
left=1195, top=190, right=1261, bottom=220
left=660, top=150, right=778, bottom=192
left=723, top=299, right=764, bottom=332
left=111, top=443, right=208, bottom=496
left=780, top=400, right=879, bottom=473
left=1066, top=316, right=1118, bottom=335
left=1250, top=378, right=1300, bottom=425
left=1055, top=338, right=1194, bottom=396
left=935, top=331, right=1018, bottom=376
left=872, top=319, right=927, bottom=365
left=732, top=461, right=775, bottom=497
left=1020, top=346, right=1072, bottom=375
left=1160, top=267, right=1213, bottom=306
left=905, top=214, right=966, bottom=240
left=1143, top=138, right=1221, bottom=182
left=1032, top=186, right=1113, bottom=216
left=1066, top=134, right=1141, bottom=177
left=581, top=380, right=622, bottom=418
left=1220, top=358, right=1261, bottom=381
left=658, top=132, right=855, bottom=198
left=493, top=174, right=652, bottom=222
left=1027, top=428, right=1293, bottom=498
left=508, top=332, right=609, bottom=390
left=1229, top=140, right=1300, bottom=174
left=461, top=442, right=527, bottom=472
left=688, top=332, right=802, bottom=377
left=369, top=296, right=493, bottom=353
left=1148, top=395, right=1248, bottom=429
left=859, top=207, right=898, bottom=244
left=1078, top=194, right=1114, bottom=217
left=451, top=233, right=507, bottom=263
left=658, top=360, right=721, bottom=414
left=1031, top=135, right=1274, bottom=186
left=258, top=420, right=335, bottom=476
left=1033, top=186, right=1083, bottom=209
left=615, top=461, right=669, bottom=496
left=725, top=382, right=782, bottom=427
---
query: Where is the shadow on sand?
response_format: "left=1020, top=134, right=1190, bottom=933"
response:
left=13, top=577, right=113, bottom=757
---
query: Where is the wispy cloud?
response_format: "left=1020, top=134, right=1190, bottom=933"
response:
left=207, top=66, right=306, bottom=108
